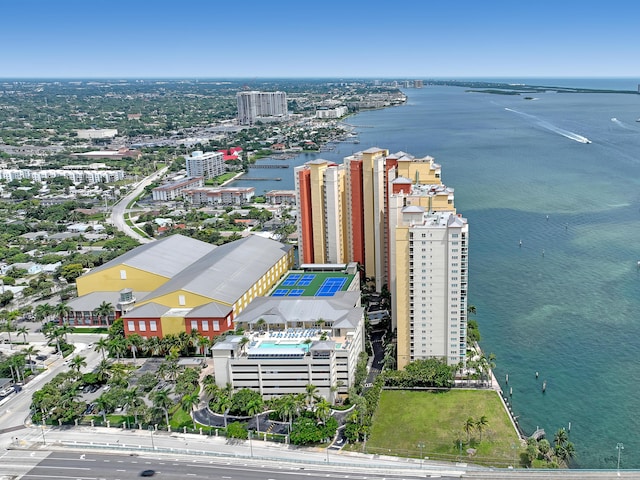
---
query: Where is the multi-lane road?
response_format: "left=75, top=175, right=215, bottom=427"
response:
left=108, top=166, right=168, bottom=243
left=2, top=450, right=462, bottom=480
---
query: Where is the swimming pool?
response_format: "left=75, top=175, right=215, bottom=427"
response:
left=259, top=341, right=310, bottom=352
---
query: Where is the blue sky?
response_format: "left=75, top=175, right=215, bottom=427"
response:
left=2, top=0, right=639, bottom=78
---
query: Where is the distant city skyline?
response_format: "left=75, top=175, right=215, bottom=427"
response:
left=3, top=0, right=640, bottom=79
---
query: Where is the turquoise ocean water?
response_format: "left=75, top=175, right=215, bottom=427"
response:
left=231, top=78, right=640, bottom=468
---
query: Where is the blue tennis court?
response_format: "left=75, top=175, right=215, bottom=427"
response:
left=314, top=277, right=347, bottom=297
left=297, top=274, right=316, bottom=286
left=282, top=274, right=301, bottom=286
left=272, top=289, right=288, bottom=296
left=288, top=289, right=304, bottom=296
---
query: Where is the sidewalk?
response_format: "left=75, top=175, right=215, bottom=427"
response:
left=5, top=424, right=468, bottom=476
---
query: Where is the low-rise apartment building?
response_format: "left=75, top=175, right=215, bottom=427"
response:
left=183, top=186, right=255, bottom=205
left=152, top=177, right=204, bottom=201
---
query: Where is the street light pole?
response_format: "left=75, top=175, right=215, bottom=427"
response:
left=617, top=443, right=624, bottom=470
left=249, top=430, right=253, bottom=457
left=40, top=410, right=47, bottom=446
left=149, top=426, right=155, bottom=450
left=417, top=442, right=425, bottom=469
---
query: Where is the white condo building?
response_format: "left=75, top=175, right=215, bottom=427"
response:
left=0, top=168, right=125, bottom=184
left=388, top=202, right=469, bottom=368
left=237, top=91, right=288, bottom=125
left=185, top=151, right=225, bottom=180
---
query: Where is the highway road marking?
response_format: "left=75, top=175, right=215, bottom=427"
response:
left=33, top=466, right=91, bottom=470
left=117, top=469, right=126, bottom=472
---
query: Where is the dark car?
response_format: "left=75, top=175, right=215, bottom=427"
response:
left=140, top=470, right=156, bottom=477
left=36, top=355, right=48, bottom=361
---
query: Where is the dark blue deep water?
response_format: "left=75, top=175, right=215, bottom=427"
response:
left=231, top=78, right=640, bottom=468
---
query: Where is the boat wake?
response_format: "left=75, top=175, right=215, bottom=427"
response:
left=505, top=108, right=591, bottom=144
left=611, top=117, right=636, bottom=130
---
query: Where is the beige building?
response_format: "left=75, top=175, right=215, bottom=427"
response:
left=389, top=204, right=468, bottom=368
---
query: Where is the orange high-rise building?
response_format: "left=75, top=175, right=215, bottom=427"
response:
left=295, top=148, right=468, bottom=368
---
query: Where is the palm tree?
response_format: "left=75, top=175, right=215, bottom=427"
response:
left=45, top=326, right=64, bottom=355
left=246, top=396, right=264, bottom=432
left=57, top=323, right=74, bottom=344
left=281, top=394, right=298, bottom=426
left=554, top=428, right=568, bottom=447
left=69, top=355, right=87, bottom=375
left=383, top=342, right=397, bottom=370
left=34, top=303, right=51, bottom=323
left=23, top=345, right=39, bottom=373
left=54, top=302, right=73, bottom=324
left=93, top=301, right=114, bottom=326
left=475, top=415, right=488, bottom=442
left=16, top=325, right=29, bottom=344
left=464, top=417, right=475, bottom=443
left=304, top=384, right=319, bottom=408
left=214, top=394, right=233, bottom=425
left=255, top=318, right=267, bottom=333
left=314, top=398, right=332, bottom=424
left=126, top=334, right=143, bottom=360
left=94, top=337, right=109, bottom=361
left=559, top=441, right=576, bottom=464
left=198, top=336, right=212, bottom=357
left=95, top=359, right=111, bottom=382
left=150, top=387, right=172, bottom=428
left=95, top=395, right=112, bottom=423
left=467, top=304, right=477, bottom=316
left=1, top=311, right=18, bottom=349
left=124, top=387, right=143, bottom=426
left=188, top=330, right=203, bottom=355
left=180, top=392, right=199, bottom=430
left=146, top=336, right=162, bottom=357
left=238, top=336, right=250, bottom=355
left=165, top=357, right=180, bottom=381
left=108, top=337, right=127, bottom=362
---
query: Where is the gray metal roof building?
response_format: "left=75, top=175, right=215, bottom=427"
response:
left=140, top=235, right=293, bottom=305
left=86, top=234, right=216, bottom=279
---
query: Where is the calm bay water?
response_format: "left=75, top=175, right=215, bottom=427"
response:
left=231, top=78, right=640, bottom=468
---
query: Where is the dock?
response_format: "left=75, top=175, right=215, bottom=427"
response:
left=250, top=164, right=290, bottom=169
left=530, top=428, right=546, bottom=441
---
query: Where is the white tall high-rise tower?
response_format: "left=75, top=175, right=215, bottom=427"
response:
left=237, top=91, right=288, bottom=125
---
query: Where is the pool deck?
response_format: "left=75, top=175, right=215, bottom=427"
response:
left=246, top=328, right=351, bottom=350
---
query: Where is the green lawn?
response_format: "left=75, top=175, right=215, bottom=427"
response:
left=169, top=407, right=193, bottom=429
left=367, top=390, right=522, bottom=467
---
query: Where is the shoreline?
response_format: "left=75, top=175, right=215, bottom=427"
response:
left=474, top=342, right=526, bottom=444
